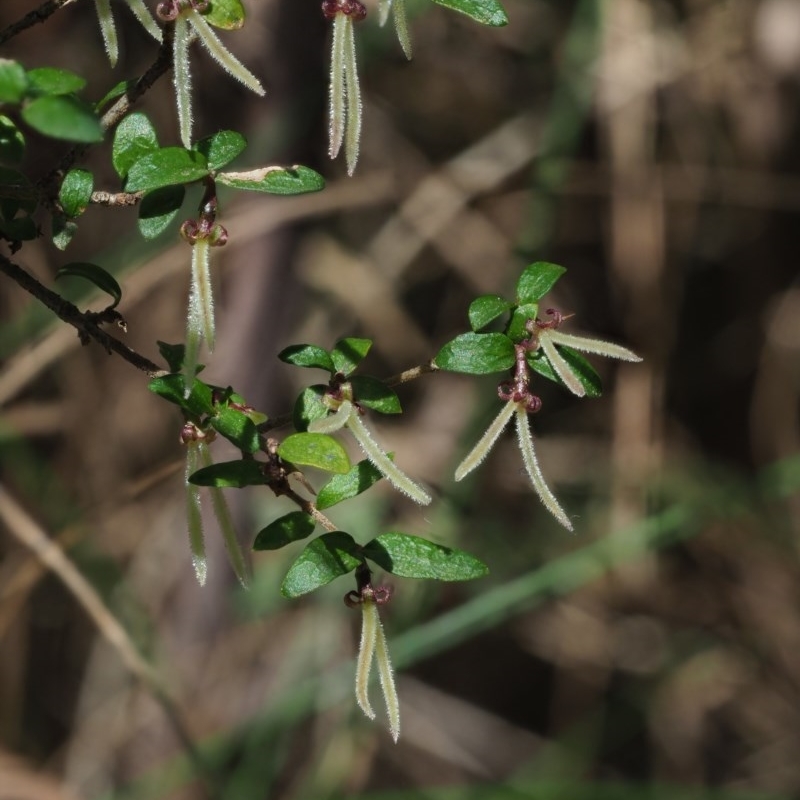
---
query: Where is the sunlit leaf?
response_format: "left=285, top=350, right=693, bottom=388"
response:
left=429, top=0, right=508, bottom=27
left=277, top=432, right=351, bottom=474
left=58, top=169, right=93, bottom=218
left=349, top=376, right=401, bottom=414
left=22, top=96, right=103, bottom=143
left=26, top=67, right=86, bottom=96
left=138, top=185, right=185, bottom=239
left=210, top=406, right=260, bottom=453
left=331, top=337, right=372, bottom=376
left=217, top=165, right=325, bottom=195
left=516, top=261, right=566, bottom=304
left=278, top=343, right=334, bottom=373
left=434, top=332, right=515, bottom=374
left=125, top=147, right=208, bottom=192
left=468, top=294, right=512, bottom=331
left=112, top=112, right=159, bottom=179
left=253, top=511, right=316, bottom=551
left=281, top=531, right=363, bottom=598
left=194, top=129, right=246, bottom=171
left=316, top=457, right=386, bottom=510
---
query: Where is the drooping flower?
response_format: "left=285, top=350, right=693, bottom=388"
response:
left=93, top=0, right=162, bottom=67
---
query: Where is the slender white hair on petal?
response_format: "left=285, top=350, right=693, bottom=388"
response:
left=356, top=598, right=379, bottom=721
left=547, top=330, right=642, bottom=363
left=514, top=406, right=573, bottom=531
left=185, top=442, right=207, bottom=585
left=328, top=13, right=347, bottom=159
left=454, top=398, right=516, bottom=482
left=346, top=411, right=432, bottom=505
left=308, top=399, right=353, bottom=434
left=342, top=16, right=362, bottom=175
left=185, top=9, right=265, bottom=96
left=199, top=442, right=250, bottom=589
left=539, top=334, right=586, bottom=397
left=378, top=0, right=392, bottom=26
left=190, top=237, right=215, bottom=350
left=373, top=603, right=400, bottom=741
left=94, top=0, right=119, bottom=66
left=173, top=14, right=193, bottom=147
left=182, top=298, right=202, bottom=398
left=124, top=0, right=162, bottom=42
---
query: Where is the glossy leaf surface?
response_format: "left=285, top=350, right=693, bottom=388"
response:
left=281, top=532, right=362, bottom=598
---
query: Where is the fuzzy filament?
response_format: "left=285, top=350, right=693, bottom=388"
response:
left=514, top=405, right=573, bottom=531
left=346, top=410, right=432, bottom=505
left=328, top=13, right=348, bottom=159
left=342, top=14, right=362, bottom=175
left=173, top=14, right=193, bottom=147
left=185, top=9, right=265, bottom=96
left=356, top=597, right=379, bottom=720
left=124, top=0, right=162, bottom=42
left=454, top=398, right=517, bottom=482
left=308, top=399, right=353, bottom=434
left=199, top=441, right=250, bottom=588
left=94, top=0, right=119, bottom=66
left=539, top=334, right=586, bottom=397
left=373, top=602, right=400, bottom=741
left=546, top=330, right=642, bottom=363
left=185, top=441, right=207, bottom=585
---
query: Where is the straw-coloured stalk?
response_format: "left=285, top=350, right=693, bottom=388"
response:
left=94, top=0, right=119, bottom=66
left=173, top=13, right=193, bottom=148
left=185, top=441, right=207, bottom=585
left=342, top=15, right=362, bottom=175
left=454, top=398, right=517, bottom=481
left=308, top=399, right=353, bottom=434
left=379, top=0, right=412, bottom=59
left=182, top=237, right=213, bottom=396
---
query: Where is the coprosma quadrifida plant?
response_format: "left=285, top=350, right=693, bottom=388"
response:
left=0, top=0, right=640, bottom=741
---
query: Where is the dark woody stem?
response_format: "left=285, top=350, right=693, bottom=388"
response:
left=0, top=0, right=73, bottom=46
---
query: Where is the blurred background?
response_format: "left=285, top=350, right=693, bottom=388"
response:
left=1, top=0, right=799, bottom=798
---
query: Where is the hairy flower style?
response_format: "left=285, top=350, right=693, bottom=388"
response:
left=182, top=425, right=250, bottom=587
left=94, top=0, right=162, bottom=66
left=309, top=398, right=432, bottom=505
left=351, top=585, right=400, bottom=741
left=157, top=1, right=265, bottom=148
left=324, top=1, right=365, bottom=174
left=378, top=0, right=412, bottom=59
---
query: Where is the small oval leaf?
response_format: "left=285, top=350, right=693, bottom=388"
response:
left=316, top=457, right=386, bottom=510
left=253, top=511, right=316, bottom=551
left=468, top=294, right=513, bottom=332
left=292, top=385, right=330, bottom=432
left=26, top=67, right=86, bottom=96
left=210, top=406, right=260, bottom=453
left=189, top=459, right=265, bottom=487
left=0, top=59, right=28, bottom=104
left=363, top=532, right=489, bottom=581
left=349, top=376, right=401, bottom=414
left=216, top=165, right=325, bottom=195
left=280, top=532, right=363, bottom=598
left=516, top=261, right=566, bottom=304
left=331, top=337, right=372, bottom=376
left=430, top=0, right=508, bottom=27
left=278, top=432, right=350, bottom=474
left=22, top=96, right=103, bottom=143
left=434, top=332, right=515, bottom=374
left=56, top=262, right=121, bottom=308
left=148, top=374, right=214, bottom=417
left=194, top=129, right=246, bottom=170
left=113, top=112, right=159, bottom=179
left=125, top=147, right=209, bottom=193
left=138, top=185, right=185, bottom=239
left=278, top=343, right=334, bottom=372
left=58, top=168, right=93, bottom=218
left=203, top=0, right=246, bottom=30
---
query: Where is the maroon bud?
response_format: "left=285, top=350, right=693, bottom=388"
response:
left=156, top=1, right=180, bottom=21
left=321, top=0, right=339, bottom=20
left=180, top=219, right=200, bottom=243
left=208, top=223, right=228, bottom=247
left=345, top=0, right=367, bottom=20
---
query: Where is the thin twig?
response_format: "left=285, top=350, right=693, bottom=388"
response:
left=0, top=483, right=221, bottom=797
left=0, top=0, right=76, bottom=46
left=0, top=253, right=162, bottom=376
left=384, top=360, right=439, bottom=388
left=91, top=190, right=144, bottom=207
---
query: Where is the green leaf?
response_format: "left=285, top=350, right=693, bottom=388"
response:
left=56, top=262, right=121, bottom=308
left=277, top=432, right=350, bottom=474
left=26, top=67, right=85, bottom=96
left=58, top=169, right=93, bottom=218
left=112, top=112, right=159, bottom=179
left=203, top=0, right=246, bottom=30
left=330, top=337, right=371, bottom=376
left=280, top=532, right=362, bottom=598
left=216, top=165, right=325, bottom=195
left=528, top=346, right=602, bottom=398
left=195, top=130, right=246, bottom=171
left=434, top=332, right=515, bottom=374
left=505, top=302, right=538, bottom=342
left=51, top=213, right=77, bottom=250
left=349, top=376, right=401, bottom=414
left=157, top=341, right=186, bottom=373
left=22, top=96, right=103, bottom=143
left=253, top=511, right=316, bottom=551
left=148, top=374, right=215, bottom=417
left=0, top=116, right=25, bottom=164
left=516, top=261, right=567, bottom=304
left=363, top=532, right=489, bottom=581
left=429, top=0, right=508, bottom=27
left=468, top=294, right=513, bottom=331
left=292, top=385, right=330, bottom=432
left=188, top=459, right=265, bottom=488
left=211, top=406, right=260, bottom=453
left=0, top=59, right=28, bottom=104
left=95, top=79, right=137, bottom=112
left=316, top=458, right=386, bottom=510
left=278, top=343, right=334, bottom=373
left=125, top=147, right=208, bottom=193
left=138, top=185, right=185, bottom=239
